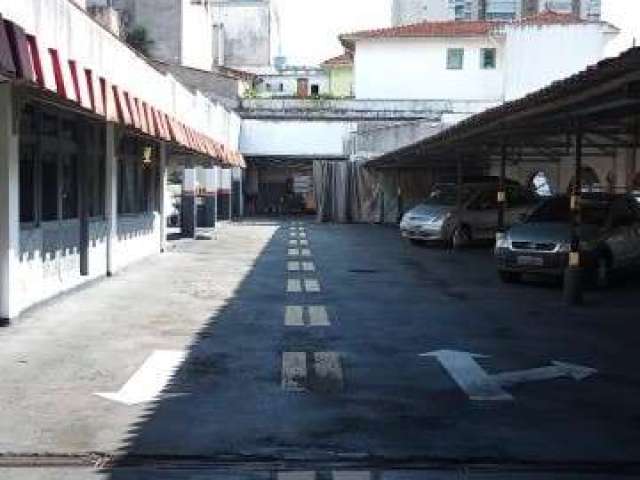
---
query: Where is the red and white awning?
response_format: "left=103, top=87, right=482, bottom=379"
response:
left=0, top=14, right=244, bottom=168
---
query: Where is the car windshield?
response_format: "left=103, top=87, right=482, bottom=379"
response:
left=425, top=184, right=475, bottom=206
left=527, top=197, right=610, bottom=225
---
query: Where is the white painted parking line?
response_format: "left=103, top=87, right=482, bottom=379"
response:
left=95, top=350, right=186, bottom=405
left=301, top=248, right=312, bottom=257
left=282, top=352, right=307, bottom=392
left=313, top=352, right=344, bottom=390
left=281, top=352, right=344, bottom=392
left=308, top=306, right=330, bottom=326
left=288, top=248, right=300, bottom=256
left=284, top=306, right=330, bottom=327
left=287, top=261, right=300, bottom=272
left=285, top=306, right=305, bottom=326
left=299, top=239, right=309, bottom=246
left=302, top=261, right=315, bottom=272
left=333, top=472, right=371, bottom=480
left=278, top=472, right=315, bottom=480
left=304, top=278, right=321, bottom=293
left=289, top=239, right=299, bottom=247
left=287, top=279, right=302, bottom=293
left=299, top=232, right=306, bottom=238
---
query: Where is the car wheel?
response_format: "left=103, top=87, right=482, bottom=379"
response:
left=594, top=254, right=612, bottom=289
left=499, top=270, right=521, bottom=283
left=452, top=226, right=471, bottom=249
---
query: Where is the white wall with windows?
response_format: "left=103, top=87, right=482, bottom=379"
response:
left=353, top=37, right=504, bottom=101
left=503, top=22, right=617, bottom=101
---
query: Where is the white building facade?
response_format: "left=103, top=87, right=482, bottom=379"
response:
left=342, top=13, right=617, bottom=104
left=0, top=0, right=244, bottom=319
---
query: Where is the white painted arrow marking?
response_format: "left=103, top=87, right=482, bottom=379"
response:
left=421, top=350, right=512, bottom=401
left=491, top=361, right=597, bottom=387
left=420, top=350, right=597, bottom=401
left=95, top=350, right=186, bottom=405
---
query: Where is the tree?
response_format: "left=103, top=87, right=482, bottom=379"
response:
left=125, top=26, right=154, bottom=57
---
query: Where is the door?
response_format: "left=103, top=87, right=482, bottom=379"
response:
left=296, top=78, right=309, bottom=98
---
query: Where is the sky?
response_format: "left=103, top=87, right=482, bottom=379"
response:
left=273, top=0, right=640, bottom=65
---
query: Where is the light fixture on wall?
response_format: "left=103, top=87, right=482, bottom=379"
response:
left=142, top=146, right=153, bottom=166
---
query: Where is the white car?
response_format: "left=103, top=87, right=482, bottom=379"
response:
left=400, top=179, right=537, bottom=248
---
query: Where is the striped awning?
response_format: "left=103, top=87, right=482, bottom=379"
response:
left=0, top=14, right=245, bottom=168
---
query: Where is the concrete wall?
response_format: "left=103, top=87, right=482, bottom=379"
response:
left=1, top=0, right=240, bottom=147
left=256, top=70, right=330, bottom=97
left=503, top=23, right=613, bottom=101
left=213, top=2, right=271, bottom=68
left=354, top=37, right=505, bottom=101
left=180, top=0, right=214, bottom=71
left=328, top=66, right=354, bottom=98
left=113, top=213, right=162, bottom=271
left=240, top=120, right=354, bottom=157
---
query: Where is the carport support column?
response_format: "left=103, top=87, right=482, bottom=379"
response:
left=497, top=141, right=507, bottom=238
left=105, top=122, right=118, bottom=276
left=0, top=84, right=20, bottom=320
left=202, top=167, right=217, bottom=228
left=182, top=168, right=197, bottom=239
left=453, top=156, right=463, bottom=249
left=564, top=125, right=584, bottom=305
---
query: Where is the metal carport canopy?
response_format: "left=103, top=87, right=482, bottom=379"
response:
left=367, top=47, right=640, bottom=169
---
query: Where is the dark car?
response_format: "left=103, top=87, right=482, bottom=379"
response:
left=495, top=193, right=640, bottom=286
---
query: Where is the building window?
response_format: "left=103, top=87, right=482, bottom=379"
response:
left=311, top=84, right=319, bottom=96
left=279, top=83, right=284, bottom=92
left=480, top=48, right=496, bottom=69
left=266, top=83, right=272, bottom=91
left=446, top=48, right=464, bottom=70
left=41, top=153, right=59, bottom=222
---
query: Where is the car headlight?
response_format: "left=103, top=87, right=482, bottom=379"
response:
left=556, top=243, right=572, bottom=253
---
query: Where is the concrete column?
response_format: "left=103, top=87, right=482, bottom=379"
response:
left=159, top=142, right=168, bottom=252
left=105, top=123, right=118, bottom=276
left=202, top=168, right=218, bottom=228
left=0, top=84, right=20, bottom=320
left=232, top=167, right=243, bottom=219
left=217, top=167, right=231, bottom=221
left=182, top=168, right=197, bottom=238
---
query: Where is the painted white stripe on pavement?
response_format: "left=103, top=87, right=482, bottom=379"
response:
left=302, top=262, right=315, bottom=272
left=282, top=352, right=307, bottom=391
left=299, top=239, right=309, bottom=246
left=308, top=306, right=330, bottom=326
left=304, top=278, right=321, bottom=293
left=278, top=472, right=315, bottom=480
left=287, top=279, right=302, bottom=293
left=287, top=261, right=300, bottom=272
left=95, top=350, right=186, bottom=405
left=301, top=248, right=312, bottom=257
left=288, top=248, right=300, bottom=256
left=333, top=472, right=371, bottom=480
left=313, top=352, right=344, bottom=390
left=285, top=306, right=305, bottom=326
left=289, top=239, right=299, bottom=247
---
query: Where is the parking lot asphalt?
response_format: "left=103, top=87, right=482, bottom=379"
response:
left=1, top=219, right=639, bottom=479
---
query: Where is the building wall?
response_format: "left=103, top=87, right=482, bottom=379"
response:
left=240, top=120, right=354, bottom=157
left=392, top=0, right=451, bottom=25
left=257, top=71, right=330, bottom=97
left=328, top=67, right=354, bottom=98
left=213, top=2, right=271, bottom=68
left=354, top=37, right=504, bottom=101
left=503, top=23, right=612, bottom=101
left=180, top=0, right=214, bottom=71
